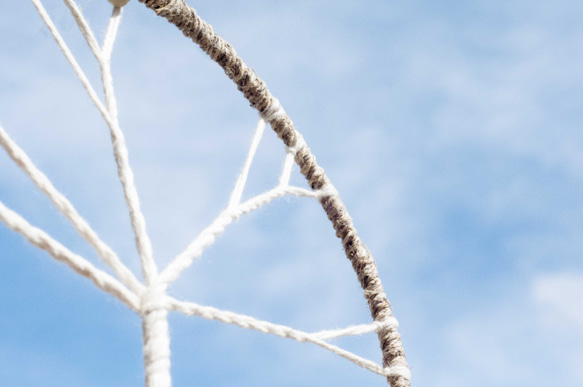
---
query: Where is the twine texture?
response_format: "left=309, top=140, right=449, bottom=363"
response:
left=0, top=1, right=412, bottom=386
left=138, top=0, right=410, bottom=385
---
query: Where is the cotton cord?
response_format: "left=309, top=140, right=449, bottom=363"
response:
left=278, top=152, right=295, bottom=187
left=141, top=281, right=172, bottom=387
left=138, top=1, right=410, bottom=385
left=0, top=1, right=412, bottom=386
left=30, top=0, right=109, bottom=118
left=312, top=318, right=399, bottom=341
left=99, top=6, right=159, bottom=286
left=0, top=199, right=139, bottom=310
left=158, top=184, right=317, bottom=285
left=167, top=297, right=410, bottom=380
left=228, top=118, right=266, bottom=210
left=63, top=0, right=102, bottom=59
left=0, top=125, right=144, bottom=295
left=33, top=0, right=158, bottom=285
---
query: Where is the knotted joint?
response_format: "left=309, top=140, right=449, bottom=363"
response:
left=260, top=97, right=286, bottom=123
left=385, top=364, right=411, bottom=384
left=141, top=282, right=172, bottom=387
left=378, top=316, right=410, bottom=387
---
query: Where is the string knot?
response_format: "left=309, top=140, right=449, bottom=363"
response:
left=141, top=282, right=169, bottom=315
left=385, top=365, right=411, bottom=381
left=260, top=98, right=286, bottom=123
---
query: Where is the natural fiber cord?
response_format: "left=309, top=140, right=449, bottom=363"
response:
left=0, top=1, right=411, bottom=386
left=138, top=1, right=410, bottom=386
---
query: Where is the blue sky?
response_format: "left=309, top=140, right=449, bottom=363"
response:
left=1, top=0, right=583, bottom=386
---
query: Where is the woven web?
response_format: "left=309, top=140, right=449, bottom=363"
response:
left=0, top=1, right=411, bottom=386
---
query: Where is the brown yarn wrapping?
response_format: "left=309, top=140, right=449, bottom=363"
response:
left=138, top=1, right=409, bottom=385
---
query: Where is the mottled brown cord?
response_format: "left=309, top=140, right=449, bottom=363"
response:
left=138, top=1, right=409, bottom=385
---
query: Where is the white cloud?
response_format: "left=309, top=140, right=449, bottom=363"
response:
left=532, top=273, right=583, bottom=383
left=533, top=272, right=583, bottom=333
left=418, top=273, right=583, bottom=386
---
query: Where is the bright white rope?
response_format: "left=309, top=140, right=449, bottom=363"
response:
left=101, top=6, right=122, bottom=122
left=228, top=118, right=266, bottom=210
left=0, top=200, right=140, bottom=311
left=97, top=6, right=159, bottom=285
left=103, top=7, right=123, bottom=68
left=0, top=124, right=143, bottom=295
left=141, top=281, right=171, bottom=387
left=168, top=298, right=410, bottom=380
left=311, top=319, right=399, bottom=340
left=160, top=113, right=316, bottom=285
left=29, top=0, right=109, bottom=119
left=159, top=185, right=317, bottom=284
left=169, top=296, right=399, bottom=341
left=62, top=0, right=102, bottom=60
left=32, top=0, right=157, bottom=285
left=279, top=151, right=295, bottom=187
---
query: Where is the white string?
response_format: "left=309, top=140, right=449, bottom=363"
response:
left=159, top=185, right=317, bottom=285
left=168, top=296, right=399, bottom=341
left=311, top=318, right=399, bottom=341
left=97, top=6, right=158, bottom=285
left=30, top=0, right=109, bottom=120
left=168, top=298, right=410, bottom=380
left=62, top=0, right=102, bottom=60
left=38, top=0, right=157, bottom=284
left=0, top=124, right=144, bottom=295
left=101, top=6, right=123, bottom=120
left=260, top=97, right=287, bottom=123
left=279, top=151, right=295, bottom=187
left=141, top=281, right=172, bottom=387
left=228, top=118, right=266, bottom=210
left=159, top=114, right=318, bottom=285
left=0, top=200, right=140, bottom=311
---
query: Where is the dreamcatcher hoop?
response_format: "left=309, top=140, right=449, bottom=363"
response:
left=0, top=1, right=410, bottom=386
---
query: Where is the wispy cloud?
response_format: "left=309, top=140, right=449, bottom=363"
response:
left=1, top=0, right=583, bottom=386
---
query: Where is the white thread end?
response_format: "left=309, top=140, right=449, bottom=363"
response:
left=316, top=184, right=339, bottom=199
left=260, top=98, right=286, bottom=123
left=384, top=365, right=411, bottom=381
left=375, top=316, right=400, bottom=331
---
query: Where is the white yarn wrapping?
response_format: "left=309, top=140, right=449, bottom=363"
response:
left=142, top=282, right=172, bottom=387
